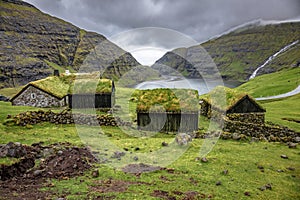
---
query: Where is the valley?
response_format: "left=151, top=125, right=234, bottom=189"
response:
left=0, top=0, right=299, bottom=199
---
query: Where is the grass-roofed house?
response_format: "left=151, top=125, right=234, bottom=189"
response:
left=136, top=88, right=199, bottom=132
left=200, top=86, right=266, bottom=124
left=68, top=78, right=115, bottom=109
left=11, top=76, right=70, bottom=107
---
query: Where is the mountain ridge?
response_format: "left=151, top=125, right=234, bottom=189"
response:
left=0, top=0, right=140, bottom=88
left=152, top=21, right=300, bottom=82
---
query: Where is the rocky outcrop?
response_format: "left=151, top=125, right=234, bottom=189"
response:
left=0, top=0, right=140, bottom=88
left=153, top=22, right=300, bottom=82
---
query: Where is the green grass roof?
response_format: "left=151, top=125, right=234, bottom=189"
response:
left=200, top=86, right=258, bottom=111
left=68, top=78, right=113, bottom=94
left=13, top=74, right=113, bottom=99
left=136, top=88, right=199, bottom=113
left=30, top=76, right=70, bottom=99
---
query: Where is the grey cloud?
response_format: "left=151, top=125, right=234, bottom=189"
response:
left=24, top=0, right=300, bottom=44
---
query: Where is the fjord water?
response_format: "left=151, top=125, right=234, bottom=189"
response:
left=134, top=76, right=240, bottom=95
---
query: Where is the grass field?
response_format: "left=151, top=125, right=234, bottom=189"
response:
left=260, top=94, right=300, bottom=132
left=237, top=67, right=300, bottom=98
left=0, top=101, right=299, bottom=199
left=0, top=70, right=299, bottom=199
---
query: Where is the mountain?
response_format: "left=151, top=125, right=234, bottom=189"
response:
left=152, top=21, right=300, bottom=82
left=0, top=0, right=140, bottom=88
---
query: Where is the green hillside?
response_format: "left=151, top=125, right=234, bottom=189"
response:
left=153, top=21, right=300, bottom=82
left=0, top=0, right=140, bottom=88
left=237, top=67, right=300, bottom=98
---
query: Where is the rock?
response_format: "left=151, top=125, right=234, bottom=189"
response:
left=91, top=169, right=99, bottom=178
left=223, top=169, right=228, bottom=175
left=295, top=137, right=300, bottom=143
left=133, top=156, right=139, bottom=161
left=287, top=167, right=295, bottom=171
left=244, top=191, right=251, bottom=196
left=175, top=133, right=192, bottom=146
left=162, top=141, right=168, bottom=147
left=4, top=142, right=27, bottom=158
left=216, top=181, right=222, bottom=186
left=265, top=183, right=272, bottom=190
left=33, top=169, right=44, bottom=176
left=259, top=183, right=272, bottom=191
left=288, top=143, right=297, bottom=149
left=277, top=169, right=284, bottom=172
left=57, top=150, right=63, bottom=155
left=281, top=155, right=288, bottom=159
left=257, top=165, right=264, bottom=170
left=201, top=157, right=208, bottom=163
left=232, top=133, right=241, bottom=140
left=111, top=151, right=125, bottom=159
left=259, top=186, right=266, bottom=191
left=134, top=147, right=140, bottom=151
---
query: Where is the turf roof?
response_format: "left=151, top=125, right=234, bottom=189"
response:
left=200, top=86, right=262, bottom=111
left=12, top=75, right=113, bottom=100
left=136, top=88, right=199, bottom=113
left=30, top=76, right=70, bottom=99
left=68, top=78, right=113, bottom=94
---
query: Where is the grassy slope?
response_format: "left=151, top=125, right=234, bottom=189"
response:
left=235, top=67, right=300, bottom=132
left=237, top=67, right=300, bottom=98
left=154, top=22, right=300, bottom=83
left=0, top=100, right=299, bottom=199
left=202, top=22, right=300, bottom=82
left=260, top=94, right=300, bottom=132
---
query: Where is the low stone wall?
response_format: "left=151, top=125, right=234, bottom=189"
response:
left=10, top=110, right=131, bottom=127
left=222, top=119, right=299, bottom=143
left=226, top=113, right=265, bottom=124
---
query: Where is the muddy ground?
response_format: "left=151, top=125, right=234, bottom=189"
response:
left=0, top=142, right=203, bottom=200
left=0, top=142, right=96, bottom=199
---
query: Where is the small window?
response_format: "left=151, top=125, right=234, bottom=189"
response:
left=31, top=93, right=36, bottom=99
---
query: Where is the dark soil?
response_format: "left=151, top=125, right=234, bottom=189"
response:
left=0, top=142, right=97, bottom=200
left=151, top=190, right=176, bottom=200
left=91, top=179, right=149, bottom=193
left=30, top=146, right=97, bottom=179
left=122, top=163, right=162, bottom=174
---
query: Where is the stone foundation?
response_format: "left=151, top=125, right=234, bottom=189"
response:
left=226, top=113, right=265, bottom=124
left=9, top=110, right=131, bottom=127
left=222, top=119, right=299, bottom=143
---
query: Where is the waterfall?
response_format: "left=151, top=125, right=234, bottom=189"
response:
left=249, top=40, right=299, bottom=79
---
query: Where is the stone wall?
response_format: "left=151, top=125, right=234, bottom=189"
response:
left=12, top=86, right=66, bottom=108
left=222, top=119, right=299, bottom=143
left=10, top=110, right=131, bottom=127
left=226, top=113, right=265, bottom=124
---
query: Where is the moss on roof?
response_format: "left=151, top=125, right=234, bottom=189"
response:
left=13, top=74, right=113, bottom=100
left=200, top=86, right=259, bottom=111
left=136, top=88, right=199, bottom=113
left=68, top=78, right=113, bottom=94
left=30, top=76, right=70, bottom=99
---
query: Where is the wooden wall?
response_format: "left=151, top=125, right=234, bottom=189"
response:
left=137, top=112, right=198, bottom=132
left=68, top=93, right=114, bottom=108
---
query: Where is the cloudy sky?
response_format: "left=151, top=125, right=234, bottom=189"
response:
left=23, top=0, right=300, bottom=65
